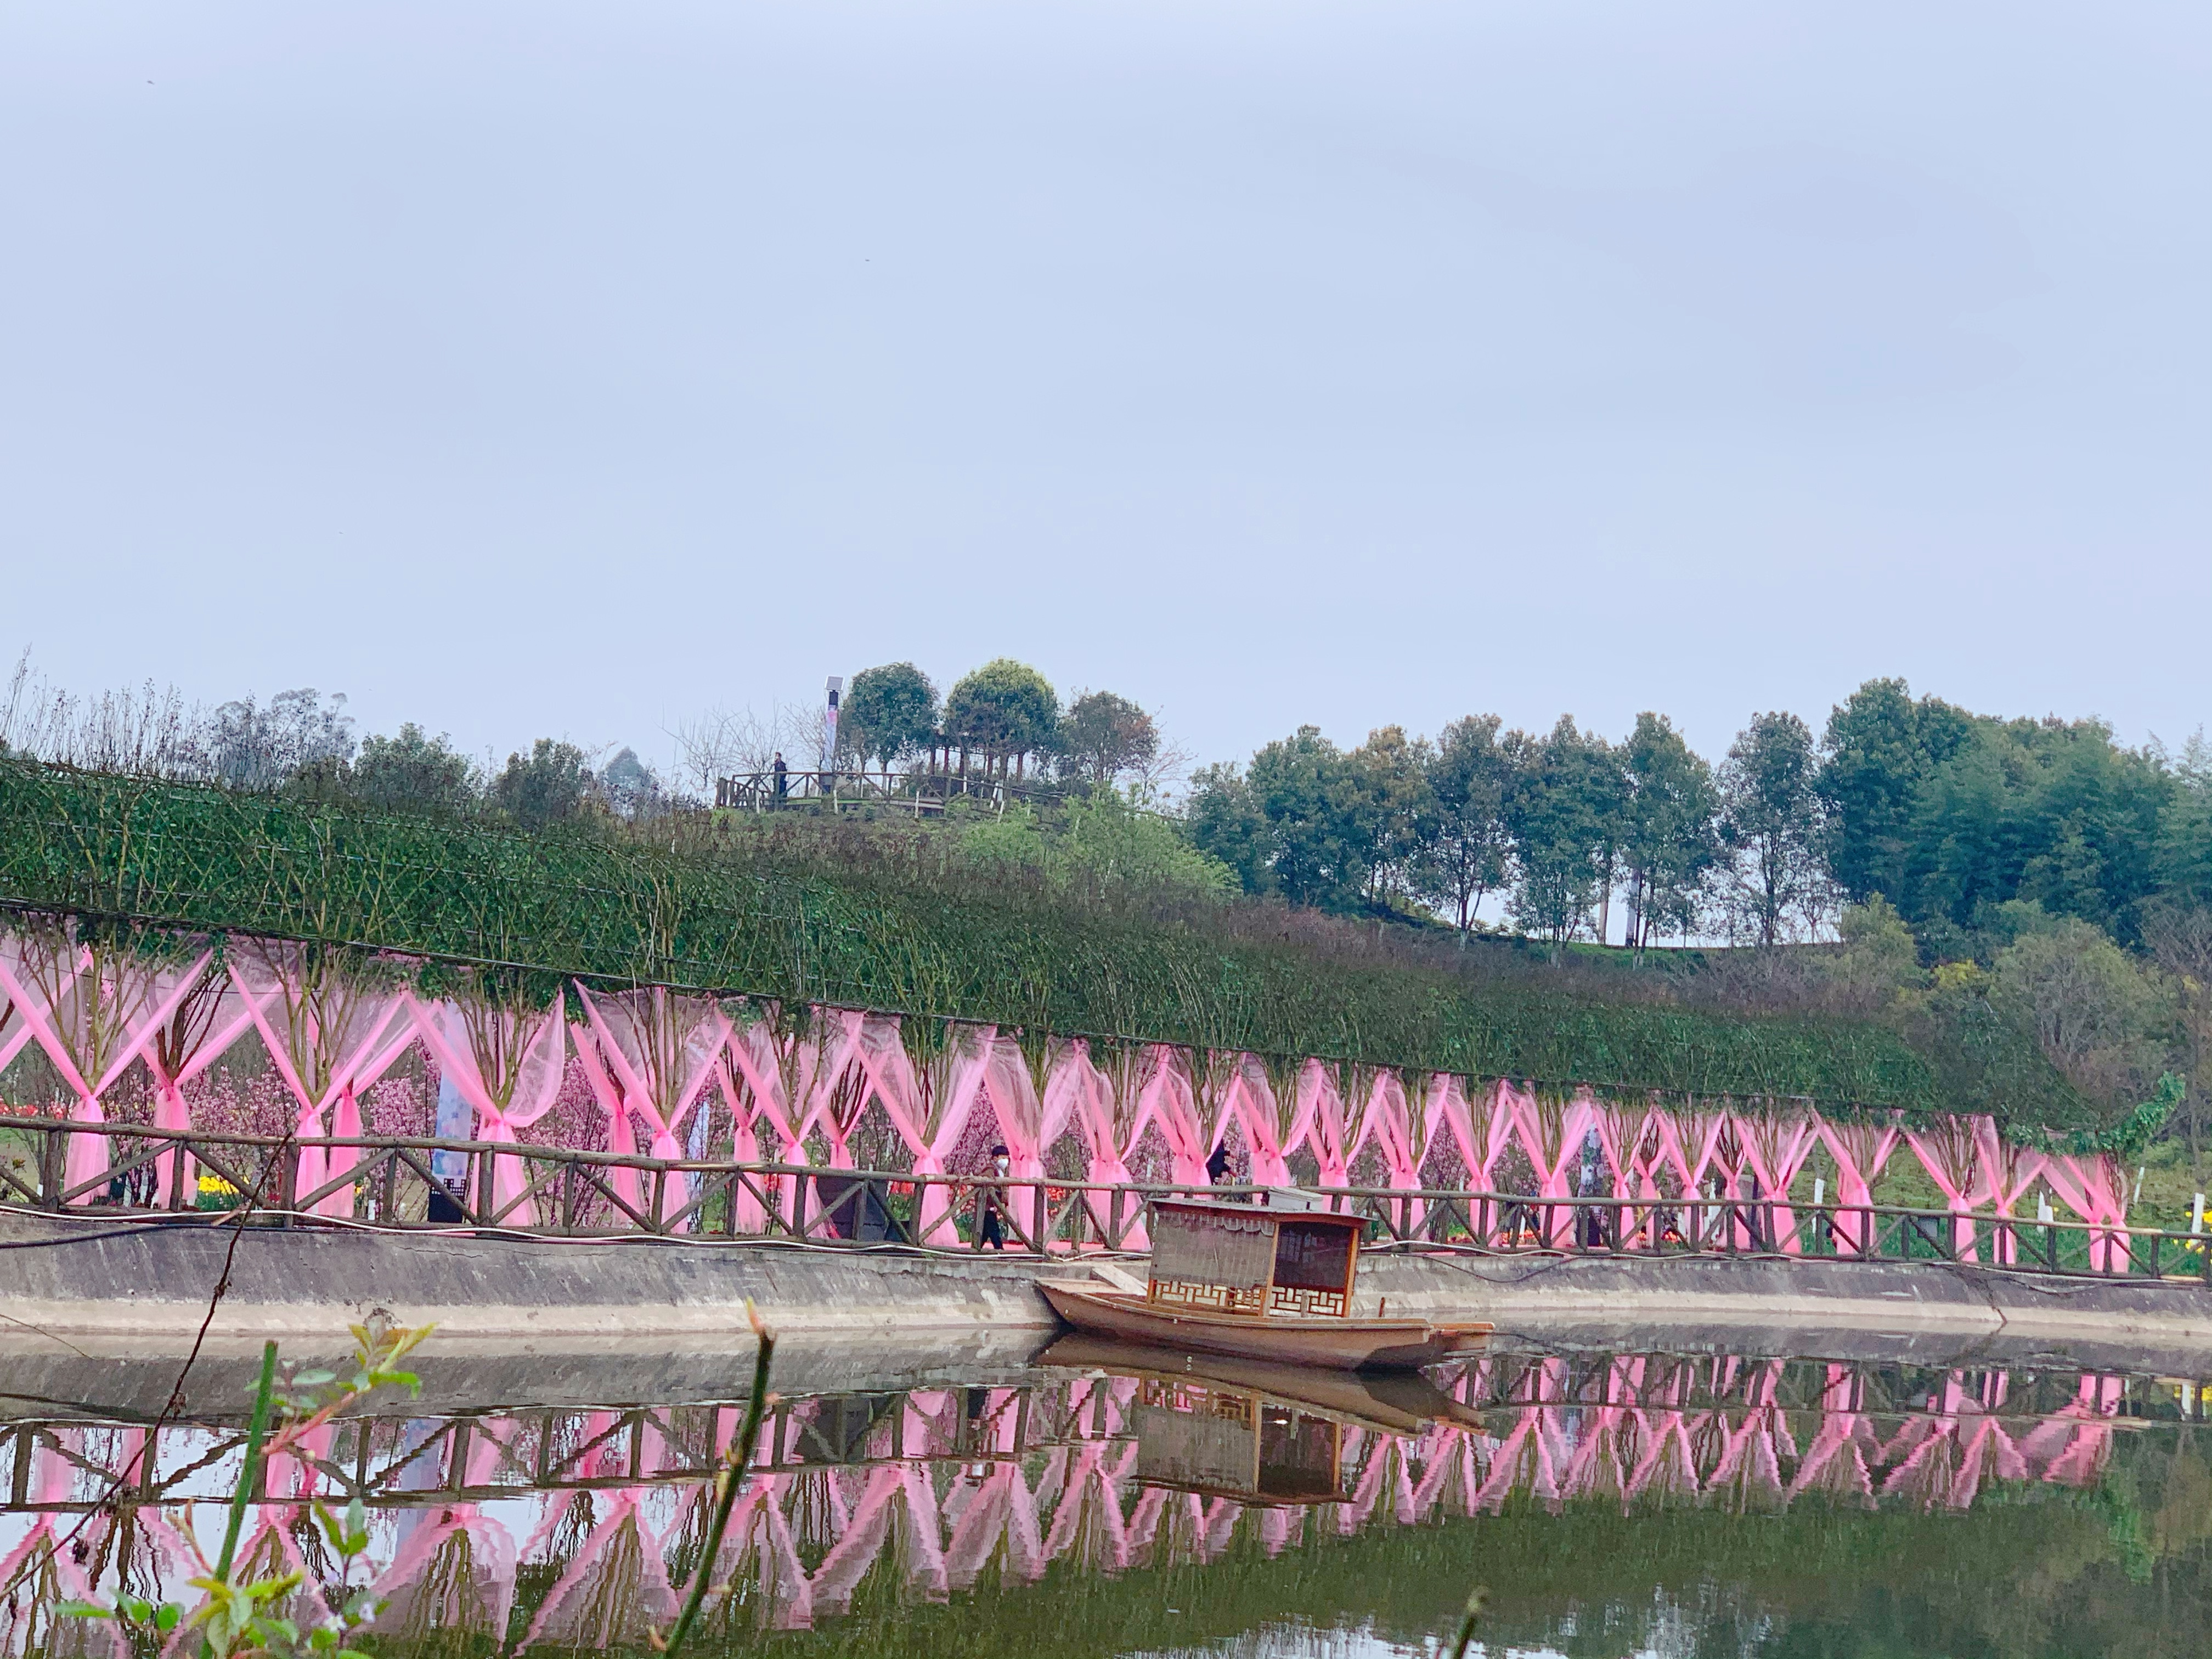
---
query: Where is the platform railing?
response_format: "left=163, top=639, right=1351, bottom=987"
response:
left=0, top=1114, right=2204, bottom=1283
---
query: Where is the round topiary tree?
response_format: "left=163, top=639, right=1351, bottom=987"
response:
left=843, top=663, right=940, bottom=788
left=944, top=659, right=1059, bottom=781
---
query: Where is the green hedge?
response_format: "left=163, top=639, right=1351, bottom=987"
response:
left=0, top=759, right=2089, bottom=1126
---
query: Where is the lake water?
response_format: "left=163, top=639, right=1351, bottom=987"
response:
left=1, top=1335, right=2205, bottom=1658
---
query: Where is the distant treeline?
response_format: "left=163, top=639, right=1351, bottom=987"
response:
left=3, top=654, right=2206, bottom=1153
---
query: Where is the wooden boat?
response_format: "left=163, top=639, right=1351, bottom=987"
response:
left=1040, top=1197, right=1489, bottom=1372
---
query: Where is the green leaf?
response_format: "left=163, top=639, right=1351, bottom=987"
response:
left=155, top=1604, right=183, bottom=1631
left=56, top=1600, right=110, bottom=1619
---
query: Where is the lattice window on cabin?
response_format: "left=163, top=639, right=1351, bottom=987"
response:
left=1267, top=1283, right=1350, bottom=1318
left=1146, top=1277, right=1269, bottom=1316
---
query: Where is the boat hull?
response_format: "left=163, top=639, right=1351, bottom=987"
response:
left=1039, top=1282, right=1487, bottom=1372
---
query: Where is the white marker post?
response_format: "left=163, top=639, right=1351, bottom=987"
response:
left=822, top=675, right=843, bottom=802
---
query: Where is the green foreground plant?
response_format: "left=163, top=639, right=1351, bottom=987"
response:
left=654, top=1301, right=778, bottom=1655
left=61, top=1317, right=434, bottom=1659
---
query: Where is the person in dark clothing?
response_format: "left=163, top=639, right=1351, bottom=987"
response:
left=979, top=1143, right=1011, bottom=1249
left=772, top=752, right=788, bottom=803
left=1205, top=1142, right=1232, bottom=1187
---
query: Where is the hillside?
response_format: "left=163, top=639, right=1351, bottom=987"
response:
left=0, top=758, right=2094, bottom=1132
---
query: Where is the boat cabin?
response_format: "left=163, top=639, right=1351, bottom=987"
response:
left=1145, top=1198, right=1367, bottom=1319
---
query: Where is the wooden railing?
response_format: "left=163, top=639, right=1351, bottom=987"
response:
left=1, top=1115, right=2205, bottom=1283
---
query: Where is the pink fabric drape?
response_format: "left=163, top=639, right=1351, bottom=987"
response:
left=1734, top=1108, right=1819, bottom=1254
left=852, top=1016, right=996, bottom=1243
left=792, top=1009, right=874, bottom=1170
left=1142, top=1047, right=1216, bottom=1188
left=409, top=991, right=569, bottom=1223
left=1510, top=1086, right=1596, bottom=1248
left=722, top=1003, right=855, bottom=1226
left=571, top=984, right=730, bottom=1230
left=234, top=955, right=416, bottom=1218
left=1585, top=1095, right=1658, bottom=1245
left=1816, top=1115, right=1901, bottom=1255
left=2040, top=1151, right=2131, bottom=1273
left=983, top=1037, right=1079, bottom=1244
left=0, top=935, right=219, bottom=1200
left=142, top=974, right=278, bottom=1205
left=1903, top=1114, right=1994, bottom=1260
left=1349, top=1069, right=1425, bottom=1228
left=1650, top=1105, right=1733, bottom=1245
left=1980, top=1121, right=2045, bottom=1267
left=1301, top=1062, right=1356, bottom=1191
left=1074, top=1041, right=1153, bottom=1247
left=1230, top=1056, right=1307, bottom=1190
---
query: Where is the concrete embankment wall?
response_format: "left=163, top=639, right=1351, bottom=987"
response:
left=3, top=1216, right=2209, bottom=1386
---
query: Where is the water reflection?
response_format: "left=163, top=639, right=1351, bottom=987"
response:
left=0, top=1342, right=2202, bottom=1656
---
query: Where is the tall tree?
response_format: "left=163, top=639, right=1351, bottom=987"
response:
left=1057, top=691, right=1159, bottom=785
left=1505, top=718, right=1619, bottom=945
left=843, top=662, right=939, bottom=785
left=1904, top=716, right=2171, bottom=941
left=1819, top=678, right=1972, bottom=908
left=1184, top=762, right=1273, bottom=896
left=1423, top=714, right=1515, bottom=930
left=351, top=724, right=479, bottom=817
left=1718, top=710, right=1827, bottom=945
left=202, top=689, right=356, bottom=791
left=1350, top=726, right=1436, bottom=909
left=943, top=659, right=1059, bottom=780
left=1187, top=727, right=1373, bottom=913
left=1616, top=712, right=1719, bottom=952
left=493, top=739, right=596, bottom=830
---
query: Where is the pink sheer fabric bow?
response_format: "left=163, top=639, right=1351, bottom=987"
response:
left=571, top=984, right=731, bottom=1230
left=0, top=938, right=221, bottom=1201
left=409, top=991, right=569, bottom=1223
left=233, top=956, right=417, bottom=1218
left=852, top=1016, right=996, bottom=1244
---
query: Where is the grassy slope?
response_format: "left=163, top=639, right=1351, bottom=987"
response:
left=0, top=759, right=2090, bottom=1127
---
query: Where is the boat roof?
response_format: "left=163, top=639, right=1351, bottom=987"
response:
left=1150, top=1197, right=1367, bottom=1232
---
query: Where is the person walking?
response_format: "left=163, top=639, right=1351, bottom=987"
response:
left=1205, top=1141, right=1232, bottom=1188
left=979, top=1143, right=1011, bottom=1250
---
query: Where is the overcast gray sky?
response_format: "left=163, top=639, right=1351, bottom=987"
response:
left=3, top=1, right=2206, bottom=781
